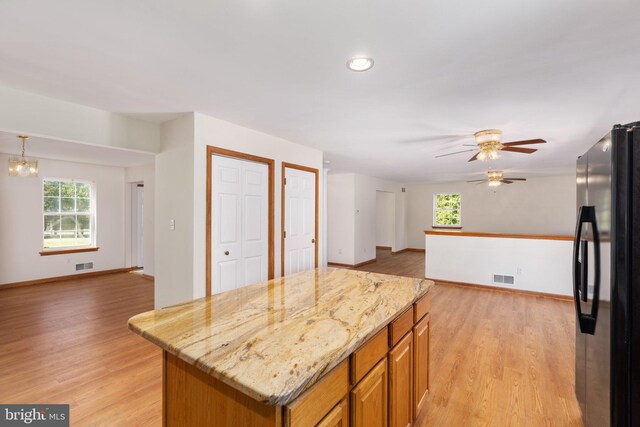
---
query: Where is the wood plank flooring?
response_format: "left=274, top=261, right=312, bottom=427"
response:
left=0, top=250, right=582, bottom=426
left=356, top=249, right=583, bottom=426
left=0, top=272, right=161, bottom=426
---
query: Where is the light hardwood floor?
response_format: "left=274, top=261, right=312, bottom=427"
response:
left=0, top=251, right=582, bottom=426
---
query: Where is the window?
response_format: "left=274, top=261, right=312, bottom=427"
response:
left=433, top=193, right=461, bottom=228
left=43, top=179, right=95, bottom=249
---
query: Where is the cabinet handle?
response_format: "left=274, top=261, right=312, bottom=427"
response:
left=311, top=239, right=315, bottom=243
left=224, top=251, right=230, bottom=256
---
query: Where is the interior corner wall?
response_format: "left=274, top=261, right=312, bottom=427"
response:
left=327, top=173, right=356, bottom=265
left=0, top=154, right=126, bottom=285
left=0, top=85, right=161, bottom=153
left=406, top=175, right=577, bottom=249
left=192, top=112, right=324, bottom=300
left=326, top=173, right=407, bottom=266
left=354, top=174, right=407, bottom=264
left=154, top=114, right=195, bottom=308
left=125, top=162, right=155, bottom=276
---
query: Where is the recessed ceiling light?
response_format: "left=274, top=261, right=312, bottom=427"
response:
left=347, top=57, right=374, bottom=72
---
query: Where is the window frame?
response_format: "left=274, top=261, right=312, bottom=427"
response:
left=432, top=192, right=462, bottom=229
left=41, top=178, right=97, bottom=252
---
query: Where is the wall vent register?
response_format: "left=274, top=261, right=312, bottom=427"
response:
left=75, top=262, right=94, bottom=271
left=493, top=274, right=514, bottom=285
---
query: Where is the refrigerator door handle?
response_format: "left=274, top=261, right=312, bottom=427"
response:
left=580, top=240, right=588, bottom=302
left=572, top=206, right=601, bottom=335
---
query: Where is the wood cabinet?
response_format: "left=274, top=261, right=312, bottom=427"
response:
left=351, top=358, right=388, bottom=427
left=413, top=313, right=430, bottom=420
left=389, top=332, right=413, bottom=427
left=317, top=398, right=348, bottom=427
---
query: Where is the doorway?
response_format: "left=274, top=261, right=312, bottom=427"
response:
left=206, top=146, right=274, bottom=296
left=375, top=191, right=396, bottom=253
left=130, top=183, right=144, bottom=269
left=281, top=163, right=319, bottom=276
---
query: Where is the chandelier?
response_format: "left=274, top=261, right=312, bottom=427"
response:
left=8, top=135, right=38, bottom=177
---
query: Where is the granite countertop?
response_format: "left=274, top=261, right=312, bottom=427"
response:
left=128, top=267, right=434, bottom=406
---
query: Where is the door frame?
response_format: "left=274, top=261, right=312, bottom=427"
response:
left=281, top=162, right=319, bottom=277
left=206, top=146, right=275, bottom=296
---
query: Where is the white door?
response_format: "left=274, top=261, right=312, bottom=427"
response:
left=211, top=155, right=269, bottom=294
left=284, top=167, right=316, bottom=275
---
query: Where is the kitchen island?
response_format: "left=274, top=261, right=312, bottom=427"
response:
left=129, top=267, right=434, bottom=426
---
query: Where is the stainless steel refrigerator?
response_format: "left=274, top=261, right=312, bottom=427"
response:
left=574, top=122, right=640, bottom=426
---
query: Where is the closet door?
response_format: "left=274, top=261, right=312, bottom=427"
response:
left=212, top=155, right=269, bottom=294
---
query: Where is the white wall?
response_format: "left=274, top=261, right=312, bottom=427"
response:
left=375, top=191, right=395, bottom=247
left=327, top=174, right=356, bottom=265
left=327, top=173, right=407, bottom=265
left=0, top=85, right=160, bottom=153
left=0, top=154, right=125, bottom=285
left=192, top=112, right=324, bottom=300
left=154, top=114, right=195, bottom=308
left=406, top=175, right=576, bottom=249
left=125, top=162, right=155, bottom=276
left=154, top=112, right=324, bottom=308
left=425, top=234, right=574, bottom=296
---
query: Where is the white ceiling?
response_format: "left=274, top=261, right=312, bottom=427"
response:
left=0, top=131, right=154, bottom=167
left=1, top=0, right=639, bottom=181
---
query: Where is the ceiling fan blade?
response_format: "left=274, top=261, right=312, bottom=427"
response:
left=502, top=147, right=537, bottom=154
left=502, top=139, right=546, bottom=146
left=435, top=149, right=476, bottom=158
left=466, top=179, right=486, bottom=183
left=501, top=180, right=514, bottom=184
left=503, top=177, right=527, bottom=181
left=462, top=144, right=478, bottom=147
left=468, top=152, right=480, bottom=162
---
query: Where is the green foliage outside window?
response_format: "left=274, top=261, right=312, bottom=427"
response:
left=434, top=193, right=461, bottom=226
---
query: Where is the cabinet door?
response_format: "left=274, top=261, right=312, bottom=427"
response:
left=389, top=332, right=413, bottom=427
left=413, top=313, right=430, bottom=420
left=351, top=358, right=388, bottom=427
left=317, top=397, right=348, bottom=427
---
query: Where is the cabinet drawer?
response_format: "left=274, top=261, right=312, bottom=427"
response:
left=350, top=327, right=388, bottom=385
left=285, top=360, right=349, bottom=427
left=316, top=397, right=348, bottom=427
left=413, top=293, right=432, bottom=323
left=389, top=307, right=414, bottom=347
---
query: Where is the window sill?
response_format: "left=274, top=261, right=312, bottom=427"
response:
left=39, top=247, right=100, bottom=256
left=432, top=226, right=462, bottom=230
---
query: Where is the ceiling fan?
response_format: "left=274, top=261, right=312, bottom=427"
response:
left=436, top=129, right=546, bottom=162
left=467, top=170, right=526, bottom=187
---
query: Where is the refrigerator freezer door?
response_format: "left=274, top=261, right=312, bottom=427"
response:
left=575, top=153, right=588, bottom=419
left=584, top=133, right=612, bottom=427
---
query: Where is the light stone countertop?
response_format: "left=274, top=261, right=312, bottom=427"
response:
left=128, top=267, right=434, bottom=405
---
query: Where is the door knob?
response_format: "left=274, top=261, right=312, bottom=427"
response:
left=224, top=251, right=230, bottom=256
left=311, top=239, right=315, bottom=243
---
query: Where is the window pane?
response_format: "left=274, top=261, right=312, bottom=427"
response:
left=44, top=216, right=61, bottom=238
left=61, top=197, right=75, bottom=212
left=44, top=197, right=60, bottom=213
left=60, top=182, right=75, bottom=197
left=61, top=215, right=77, bottom=239
left=43, top=181, right=60, bottom=197
left=76, top=183, right=90, bottom=198
left=77, top=215, right=91, bottom=237
left=77, top=198, right=90, bottom=212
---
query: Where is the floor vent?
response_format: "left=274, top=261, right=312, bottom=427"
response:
left=493, top=274, right=514, bottom=285
left=76, top=262, right=94, bottom=271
